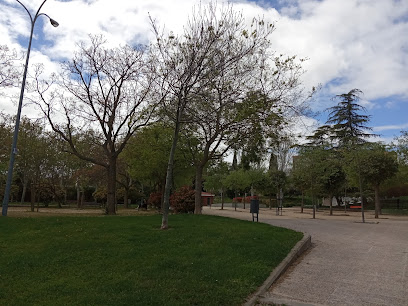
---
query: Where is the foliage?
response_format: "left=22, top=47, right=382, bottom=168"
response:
left=326, top=88, right=375, bottom=146
left=125, top=124, right=193, bottom=191
left=291, top=145, right=346, bottom=203
left=246, top=168, right=268, bottom=194
left=0, top=114, right=12, bottom=198
left=92, top=186, right=107, bottom=204
left=261, top=169, right=287, bottom=197
left=343, top=144, right=398, bottom=189
left=357, top=144, right=398, bottom=187
left=170, top=185, right=195, bottom=214
left=394, top=130, right=408, bottom=165
left=344, top=143, right=398, bottom=217
left=0, top=215, right=302, bottom=306
left=223, top=169, right=251, bottom=196
left=14, top=118, right=47, bottom=203
left=204, top=161, right=230, bottom=194
left=148, top=191, right=163, bottom=210
left=291, top=148, right=321, bottom=198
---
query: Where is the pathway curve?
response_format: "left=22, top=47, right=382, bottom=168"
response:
left=203, top=206, right=408, bottom=306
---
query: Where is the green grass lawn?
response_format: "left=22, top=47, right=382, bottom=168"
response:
left=0, top=214, right=302, bottom=306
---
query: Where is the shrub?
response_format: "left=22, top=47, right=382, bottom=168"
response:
left=170, top=186, right=195, bottom=213
left=233, top=196, right=258, bottom=203
left=148, top=192, right=163, bottom=210
left=93, top=186, right=107, bottom=204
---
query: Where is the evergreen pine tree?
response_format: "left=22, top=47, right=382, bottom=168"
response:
left=326, top=88, right=375, bottom=146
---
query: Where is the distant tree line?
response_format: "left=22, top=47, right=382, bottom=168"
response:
left=4, top=2, right=404, bottom=227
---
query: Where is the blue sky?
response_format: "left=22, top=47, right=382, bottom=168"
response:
left=1, top=0, right=408, bottom=143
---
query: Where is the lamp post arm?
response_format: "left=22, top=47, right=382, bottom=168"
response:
left=15, top=0, right=34, bottom=23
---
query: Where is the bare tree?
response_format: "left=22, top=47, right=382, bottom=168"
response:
left=32, top=36, right=156, bottom=214
left=151, top=2, right=285, bottom=226
left=0, top=45, right=21, bottom=90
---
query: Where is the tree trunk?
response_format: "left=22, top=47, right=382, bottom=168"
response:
left=221, top=189, right=224, bottom=210
left=106, top=159, right=117, bottom=215
left=30, top=183, right=35, bottom=212
left=374, top=184, right=380, bottom=219
left=301, top=190, right=304, bottom=213
left=124, top=189, right=129, bottom=209
left=162, top=121, right=180, bottom=229
left=80, top=192, right=84, bottom=209
left=21, top=180, right=28, bottom=204
left=329, top=194, right=333, bottom=216
left=279, top=188, right=283, bottom=208
left=358, top=171, right=365, bottom=223
left=61, top=178, right=67, bottom=205
left=234, top=190, right=237, bottom=211
left=194, top=165, right=204, bottom=214
left=77, top=184, right=81, bottom=209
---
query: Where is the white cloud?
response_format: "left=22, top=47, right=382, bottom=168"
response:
left=373, top=123, right=408, bottom=132
left=385, top=101, right=396, bottom=109
left=359, top=98, right=377, bottom=111
left=1, top=0, right=408, bottom=138
left=2, top=0, right=407, bottom=98
left=274, top=0, right=408, bottom=100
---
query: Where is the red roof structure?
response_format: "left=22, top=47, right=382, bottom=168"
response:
left=201, top=192, right=215, bottom=206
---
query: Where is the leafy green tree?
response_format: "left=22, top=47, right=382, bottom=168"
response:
left=345, top=143, right=398, bottom=218
left=310, top=89, right=376, bottom=222
left=115, top=157, right=134, bottom=208
left=223, top=169, right=250, bottom=210
left=245, top=168, right=267, bottom=197
left=291, top=145, right=346, bottom=214
left=0, top=114, right=12, bottom=201
left=387, top=131, right=408, bottom=194
left=264, top=169, right=286, bottom=208
left=319, top=149, right=346, bottom=215
left=14, top=118, right=48, bottom=211
left=187, top=89, right=289, bottom=213
left=124, top=124, right=193, bottom=201
left=291, top=148, right=320, bottom=206
left=393, top=130, right=408, bottom=180
left=204, top=161, right=229, bottom=209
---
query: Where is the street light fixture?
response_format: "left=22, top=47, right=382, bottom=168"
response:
left=2, top=0, right=59, bottom=216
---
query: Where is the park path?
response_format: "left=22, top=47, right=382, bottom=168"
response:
left=203, top=206, right=408, bottom=306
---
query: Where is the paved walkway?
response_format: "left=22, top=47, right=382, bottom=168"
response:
left=203, top=206, right=408, bottom=306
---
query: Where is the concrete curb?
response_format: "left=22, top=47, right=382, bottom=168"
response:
left=244, top=233, right=312, bottom=306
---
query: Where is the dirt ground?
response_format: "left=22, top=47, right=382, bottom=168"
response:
left=3, top=206, right=157, bottom=217
left=4, top=205, right=408, bottom=221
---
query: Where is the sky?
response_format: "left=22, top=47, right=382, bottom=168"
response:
left=0, top=0, right=408, bottom=143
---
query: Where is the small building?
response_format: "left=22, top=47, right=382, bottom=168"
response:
left=201, top=192, right=215, bottom=206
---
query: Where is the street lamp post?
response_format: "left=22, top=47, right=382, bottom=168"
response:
left=2, top=0, right=58, bottom=216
